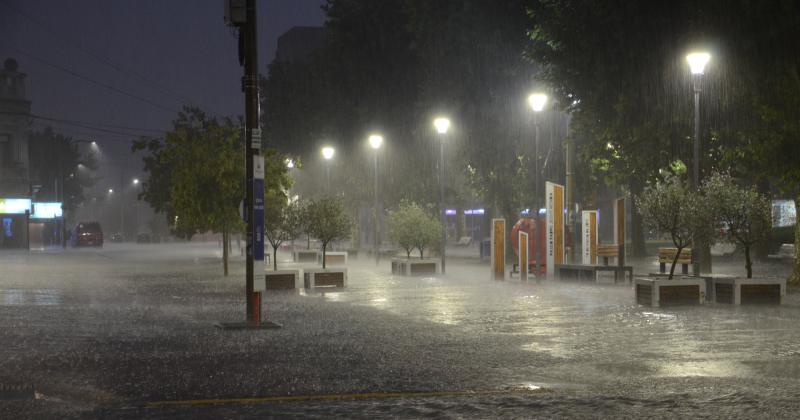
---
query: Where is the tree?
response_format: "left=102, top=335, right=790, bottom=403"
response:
left=702, top=173, right=771, bottom=279
left=134, top=107, right=243, bottom=275
left=307, top=198, right=351, bottom=269
left=637, top=175, right=717, bottom=279
left=388, top=201, right=442, bottom=259
left=265, top=198, right=302, bottom=271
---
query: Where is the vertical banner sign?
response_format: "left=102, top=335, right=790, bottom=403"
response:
left=545, top=182, right=566, bottom=275
left=491, top=219, right=505, bottom=280
left=582, top=210, right=598, bottom=265
left=253, top=155, right=265, bottom=289
left=613, top=197, right=625, bottom=267
left=519, top=231, right=529, bottom=282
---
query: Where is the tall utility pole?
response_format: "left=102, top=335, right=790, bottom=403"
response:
left=222, top=0, right=271, bottom=328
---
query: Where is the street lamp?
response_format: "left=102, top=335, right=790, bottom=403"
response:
left=108, top=188, right=114, bottom=194
left=433, top=117, right=450, bottom=274
left=321, top=146, right=335, bottom=193
left=368, top=134, right=383, bottom=264
left=686, top=51, right=710, bottom=276
left=132, top=178, right=141, bottom=239
left=286, top=159, right=295, bottom=169
left=528, top=92, right=547, bottom=277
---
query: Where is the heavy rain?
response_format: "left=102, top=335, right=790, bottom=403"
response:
left=1, top=1, right=799, bottom=418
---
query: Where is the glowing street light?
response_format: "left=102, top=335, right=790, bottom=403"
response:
left=433, top=117, right=450, bottom=273
left=368, top=134, right=383, bottom=149
left=321, top=146, right=335, bottom=160
left=528, top=93, right=548, bottom=112
left=686, top=52, right=710, bottom=75
left=132, top=178, right=139, bottom=185
left=433, top=117, right=450, bottom=134
left=108, top=188, right=114, bottom=194
left=286, top=159, right=295, bottom=169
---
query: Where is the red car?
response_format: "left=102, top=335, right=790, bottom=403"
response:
left=72, top=222, right=104, bottom=247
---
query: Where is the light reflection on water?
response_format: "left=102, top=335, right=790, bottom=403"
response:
left=1, top=288, right=63, bottom=306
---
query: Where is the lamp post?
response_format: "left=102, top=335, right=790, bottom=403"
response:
left=433, top=117, right=450, bottom=274
left=528, top=93, right=547, bottom=277
left=132, top=178, right=140, bottom=239
left=686, top=51, right=710, bottom=276
left=321, top=146, right=335, bottom=194
left=368, top=134, right=383, bottom=265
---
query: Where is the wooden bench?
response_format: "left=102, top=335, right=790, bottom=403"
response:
left=635, top=277, right=706, bottom=307
left=658, top=247, right=692, bottom=275
left=713, top=277, right=785, bottom=305
left=597, top=244, right=619, bottom=266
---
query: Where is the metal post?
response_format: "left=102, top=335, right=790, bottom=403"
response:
left=243, top=0, right=261, bottom=323
left=119, top=169, right=124, bottom=241
left=326, top=164, right=331, bottom=194
left=533, top=113, right=541, bottom=277
left=439, top=137, right=446, bottom=274
left=374, top=151, right=379, bottom=265
left=691, top=73, right=702, bottom=277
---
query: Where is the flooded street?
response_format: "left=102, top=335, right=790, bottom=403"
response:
left=1, top=243, right=799, bottom=418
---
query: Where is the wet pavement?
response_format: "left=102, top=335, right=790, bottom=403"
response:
left=1, top=242, right=799, bottom=418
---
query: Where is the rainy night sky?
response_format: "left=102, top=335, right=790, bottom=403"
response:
left=0, top=0, right=325, bottom=175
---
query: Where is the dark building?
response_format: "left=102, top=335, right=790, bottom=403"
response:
left=274, top=26, right=324, bottom=63
left=0, top=58, right=32, bottom=248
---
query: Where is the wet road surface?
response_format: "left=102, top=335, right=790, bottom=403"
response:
left=1, top=243, right=799, bottom=418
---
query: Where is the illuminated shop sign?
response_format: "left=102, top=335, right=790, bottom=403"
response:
left=31, top=202, right=63, bottom=219
left=0, top=198, right=31, bottom=214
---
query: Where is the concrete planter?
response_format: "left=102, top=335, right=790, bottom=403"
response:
left=304, top=268, right=347, bottom=288
left=318, top=251, right=347, bottom=266
left=391, top=258, right=439, bottom=276
left=634, top=277, right=706, bottom=307
left=264, top=269, right=302, bottom=290
left=293, top=250, right=320, bottom=263
left=713, top=277, right=785, bottom=305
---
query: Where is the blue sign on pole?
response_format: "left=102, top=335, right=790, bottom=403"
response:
left=253, top=156, right=265, bottom=262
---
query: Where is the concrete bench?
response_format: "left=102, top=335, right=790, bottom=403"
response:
left=714, top=277, right=785, bottom=305
left=293, top=250, right=319, bottom=263
left=658, top=247, right=692, bottom=275
left=635, top=277, right=706, bottom=307
left=264, top=269, right=302, bottom=290
left=318, top=251, right=347, bottom=266
left=304, top=268, right=347, bottom=288
left=556, top=264, right=633, bottom=284
left=391, top=258, right=439, bottom=276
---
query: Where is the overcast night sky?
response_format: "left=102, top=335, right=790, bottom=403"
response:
left=0, top=0, right=325, bottom=182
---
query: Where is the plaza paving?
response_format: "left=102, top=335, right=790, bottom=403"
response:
left=1, top=242, right=799, bottom=418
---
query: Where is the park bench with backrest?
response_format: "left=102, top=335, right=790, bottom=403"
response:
left=658, top=247, right=692, bottom=275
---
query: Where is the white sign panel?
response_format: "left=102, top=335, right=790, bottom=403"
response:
left=32, top=202, right=63, bottom=219
left=582, top=210, right=598, bottom=265
left=545, top=182, right=565, bottom=275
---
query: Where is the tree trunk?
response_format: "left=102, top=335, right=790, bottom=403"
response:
left=629, top=178, right=647, bottom=258
left=419, top=247, right=424, bottom=259
left=222, top=225, right=229, bottom=277
left=791, top=195, right=800, bottom=285
left=669, top=245, right=683, bottom=280
left=273, top=245, right=278, bottom=271
left=406, top=249, right=411, bottom=259
left=307, top=233, right=311, bottom=250
left=456, top=207, right=465, bottom=240
left=744, top=244, right=753, bottom=279
left=322, top=243, right=327, bottom=269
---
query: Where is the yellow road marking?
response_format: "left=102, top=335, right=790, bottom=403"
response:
left=146, top=387, right=548, bottom=408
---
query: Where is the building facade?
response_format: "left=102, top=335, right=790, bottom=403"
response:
left=0, top=58, right=32, bottom=248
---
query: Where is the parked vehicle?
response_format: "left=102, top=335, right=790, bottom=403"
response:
left=110, top=233, right=124, bottom=243
left=71, top=222, right=104, bottom=247
left=136, top=232, right=151, bottom=243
